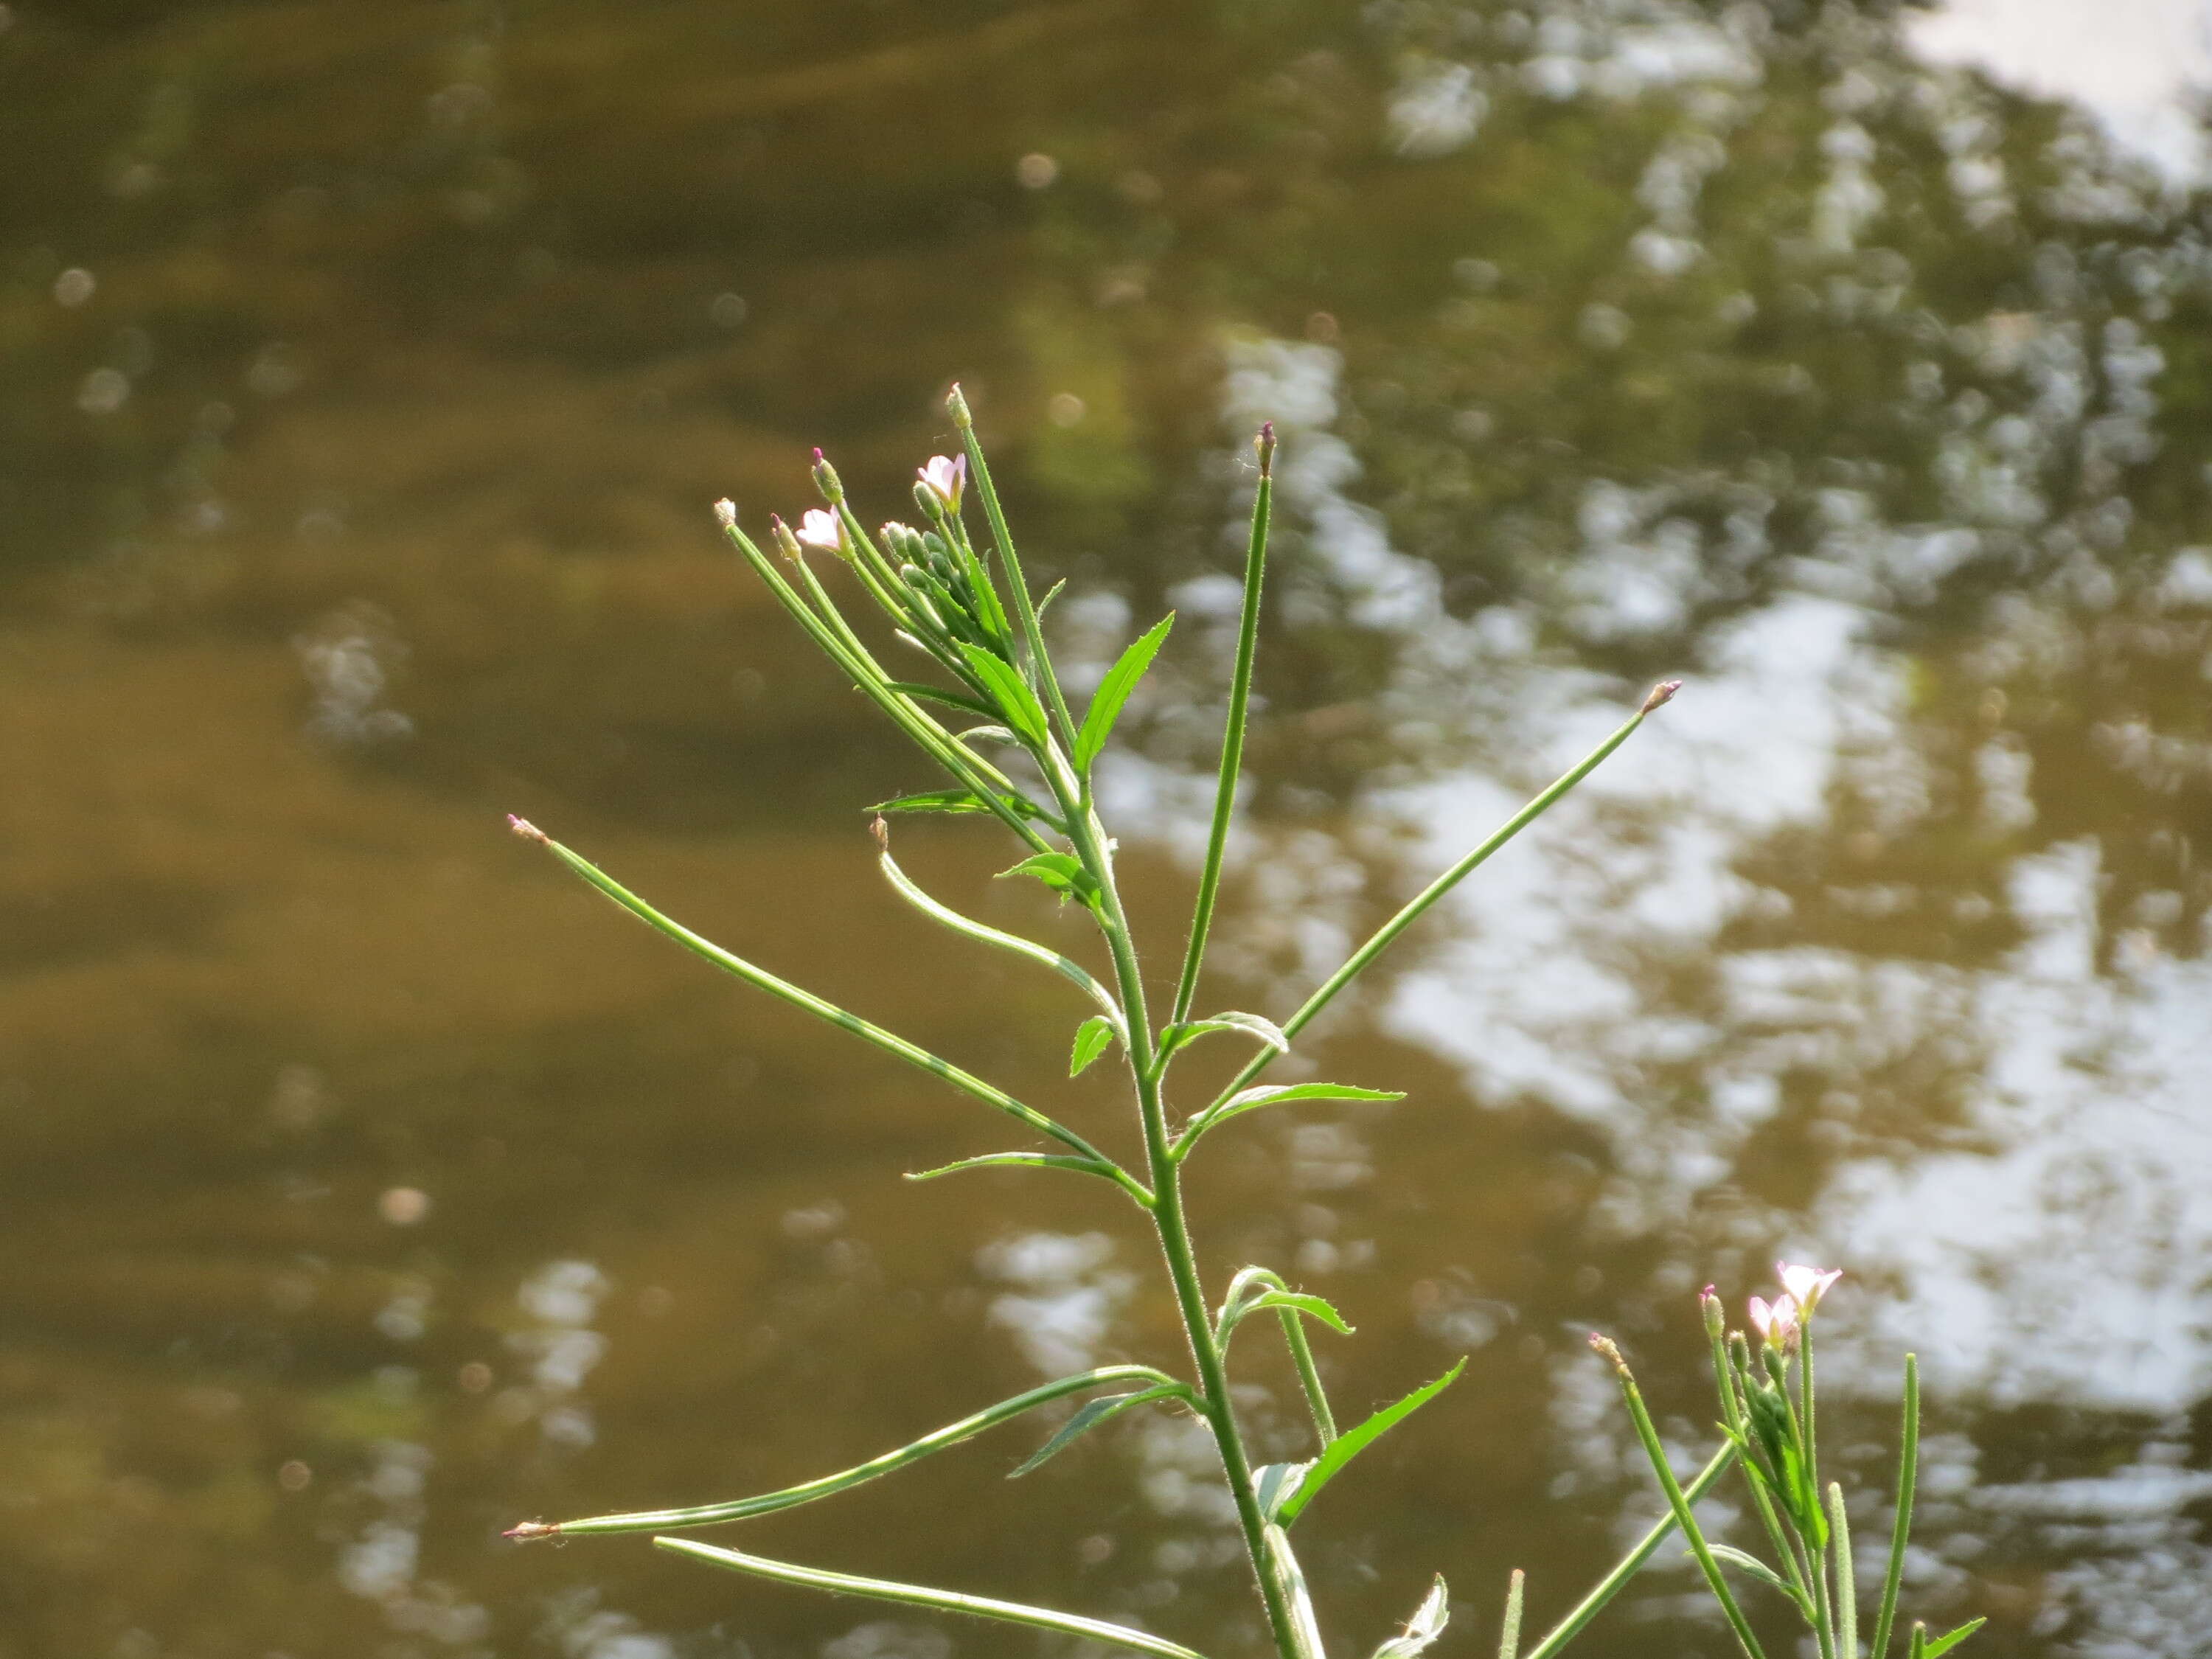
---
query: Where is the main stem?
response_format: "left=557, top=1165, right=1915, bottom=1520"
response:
left=1069, top=807, right=1305, bottom=1659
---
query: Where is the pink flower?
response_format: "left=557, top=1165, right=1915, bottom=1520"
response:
left=1748, top=1293, right=1800, bottom=1352
left=1777, top=1262, right=1842, bottom=1317
left=796, top=508, right=844, bottom=552
left=918, top=453, right=967, bottom=510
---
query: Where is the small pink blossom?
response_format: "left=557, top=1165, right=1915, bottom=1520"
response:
left=796, top=508, right=844, bottom=552
left=1748, top=1293, right=1800, bottom=1352
left=918, top=453, right=967, bottom=510
left=1777, top=1262, right=1843, bottom=1317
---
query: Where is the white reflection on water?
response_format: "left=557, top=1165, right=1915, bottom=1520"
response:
left=1905, top=0, right=2212, bottom=184
left=976, top=1231, right=1135, bottom=1377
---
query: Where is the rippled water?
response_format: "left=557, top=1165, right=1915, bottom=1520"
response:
left=5, top=3, right=2211, bottom=1658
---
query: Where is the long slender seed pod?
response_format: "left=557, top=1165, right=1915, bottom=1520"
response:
left=515, top=1365, right=1182, bottom=1537
left=656, top=1539, right=1213, bottom=1659
left=508, top=818, right=1109, bottom=1164
left=1200, top=683, right=1680, bottom=1116
left=1868, top=1356, right=1919, bottom=1659
left=1172, top=422, right=1273, bottom=1025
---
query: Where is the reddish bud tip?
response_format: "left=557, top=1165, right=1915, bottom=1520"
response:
left=1641, top=678, right=1683, bottom=714
left=812, top=448, right=825, bottom=464
left=1256, top=420, right=1277, bottom=478
left=507, top=815, right=548, bottom=844
left=504, top=1520, right=560, bottom=1541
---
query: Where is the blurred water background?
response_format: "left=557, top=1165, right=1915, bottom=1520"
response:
left=4, top=1, right=2212, bottom=1656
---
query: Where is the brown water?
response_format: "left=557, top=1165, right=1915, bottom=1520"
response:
left=6, top=4, right=2212, bottom=1658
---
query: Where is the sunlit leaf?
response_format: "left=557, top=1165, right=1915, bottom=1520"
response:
left=1073, top=613, right=1174, bottom=775
left=1253, top=1460, right=1312, bottom=1519
left=1263, top=1523, right=1329, bottom=1659
left=957, top=643, right=1051, bottom=745
left=884, top=681, right=998, bottom=718
left=1704, top=1545, right=1796, bottom=1601
left=1921, top=1618, right=1986, bottom=1659
left=1277, top=1360, right=1466, bottom=1526
left=998, top=852, right=1097, bottom=905
left=1161, top=1010, right=1289, bottom=1062
left=1186, top=1082, right=1405, bottom=1141
left=1371, top=1574, right=1450, bottom=1659
left=1070, top=1014, right=1117, bottom=1076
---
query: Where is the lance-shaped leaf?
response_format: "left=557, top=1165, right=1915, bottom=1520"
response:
left=1276, top=1360, right=1465, bottom=1526
left=1373, top=1575, right=1450, bottom=1659
left=871, top=786, right=1049, bottom=821
left=506, top=821, right=1113, bottom=1167
left=658, top=1537, right=1211, bottom=1659
left=1073, top=613, right=1174, bottom=776
left=876, top=824, right=1121, bottom=1022
left=1253, top=1460, right=1312, bottom=1519
left=882, top=682, right=999, bottom=719
left=998, top=852, right=1098, bottom=905
left=1179, top=1083, right=1406, bottom=1151
left=1159, top=1010, right=1289, bottom=1064
left=1919, top=1619, right=1985, bottom=1659
left=958, top=643, right=1052, bottom=748
left=905, top=1152, right=1150, bottom=1205
left=1008, top=1382, right=1189, bottom=1478
left=1703, top=1545, right=1801, bottom=1606
left=506, top=1365, right=1179, bottom=1539
left=1070, top=1014, right=1117, bottom=1077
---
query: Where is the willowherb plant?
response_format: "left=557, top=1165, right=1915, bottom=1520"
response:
left=504, top=389, right=1973, bottom=1659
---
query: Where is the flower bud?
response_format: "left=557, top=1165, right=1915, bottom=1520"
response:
left=768, top=513, right=804, bottom=561
left=713, top=498, right=737, bottom=529
left=945, top=383, right=973, bottom=430
left=1255, top=420, right=1276, bottom=479
left=1700, top=1284, right=1725, bottom=1341
left=810, top=448, right=844, bottom=504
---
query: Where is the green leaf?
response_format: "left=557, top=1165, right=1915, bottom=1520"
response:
left=1704, top=1545, right=1798, bottom=1601
left=1161, top=1010, right=1290, bottom=1062
left=904, top=1152, right=1123, bottom=1185
left=1277, top=1360, right=1465, bottom=1526
left=884, top=681, right=998, bottom=719
left=1921, top=1619, right=1986, bottom=1659
left=1373, top=1574, right=1450, bottom=1659
left=956, top=724, right=1022, bottom=748
left=998, top=852, right=1097, bottom=905
left=871, top=788, right=995, bottom=815
left=1264, top=1524, right=1329, bottom=1659
left=1070, top=1014, right=1117, bottom=1076
left=1073, top=613, right=1175, bottom=775
left=656, top=1538, right=1208, bottom=1659
left=957, top=643, right=1051, bottom=746
left=1253, top=1460, right=1312, bottom=1519
left=1035, top=577, right=1068, bottom=621
left=1220, top=1285, right=1352, bottom=1348
left=514, top=1364, right=1179, bottom=1537
left=1007, top=1384, right=1184, bottom=1478
left=1186, top=1082, right=1405, bottom=1141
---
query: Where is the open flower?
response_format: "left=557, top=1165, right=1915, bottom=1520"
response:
left=796, top=508, right=844, bottom=552
left=1748, top=1293, right=1800, bottom=1352
left=918, top=453, right=966, bottom=511
left=1777, top=1262, right=1842, bottom=1318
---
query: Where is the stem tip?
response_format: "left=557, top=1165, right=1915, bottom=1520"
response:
left=507, top=815, right=548, bottom=844
left=1641, top=679, right=1683, bottom=714
left=947, top=382, right=973, bottom=428
left=1256, top=421, right=1276, bottom=478
left=504, top=1520, right=559, bottom=1540
left=1587, top=1332, right=1628, bottom=1373
left=713, top=498, right=737, bottom=528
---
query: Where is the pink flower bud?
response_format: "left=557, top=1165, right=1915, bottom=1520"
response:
left=1748, top=1293, right=1800, bottom=1352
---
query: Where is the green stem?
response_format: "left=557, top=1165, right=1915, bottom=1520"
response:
left=1172, top=431, right=1272, bottom=1025
left=1278, top=1303, right=1338, bottom=1447
left=1201, top=684, right=1678, bottom=1116
left=1829, top=1484, right=1857, bottom=1659
left=951, top=388, right=1082, bottom=749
